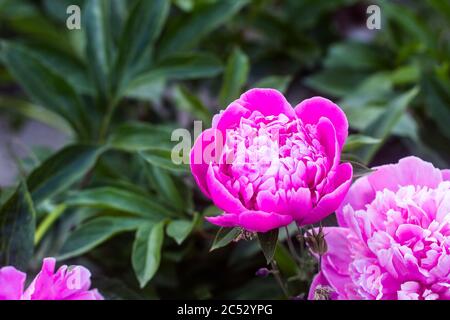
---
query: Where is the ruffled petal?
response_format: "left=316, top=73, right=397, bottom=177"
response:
left=368, top=156, right=443, bottom=193
left=442, top=169, right=450, bottom=181
left=190, top=128, right=223, bottom=198
left=205, top=213, right=239, bottom=228
left=67, top=289, right=103, bottom=300
left=316, top=116, right=339, bottom=170
left=302, top=162, right=353, bottom=225
left=238, top=88, right=295, bottom=118
left=319, top=227, right=353, bottom=297
left=23, top=258, right=57, bottom=300
left=0, top=266, right=26, bottom=300
left=215, top=101, right=251, bottom=133
left=336, top=175, right=375, bottom=227
left=206, top=164, right=247, bottom=213
left=237, top=211, right=292, bottom=233
left=23, top=258, right=102, bottom=300
left=295, top=97, right=348, bottom=148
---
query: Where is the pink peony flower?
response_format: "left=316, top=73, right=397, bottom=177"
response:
left=0, top=258, right=103, bottom=300
left=309, top=156, right=450, bottom=300
left=191, top=88, right=352, bottom=232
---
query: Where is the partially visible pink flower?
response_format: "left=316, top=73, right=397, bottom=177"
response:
left=0, top=258, right=103, bottom=300
left=309, top=157, right=450, bottom=300
left=190, top=88, right=352, bottom=232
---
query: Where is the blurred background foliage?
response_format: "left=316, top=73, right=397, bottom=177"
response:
left=0, top=0, right=449, bottom=299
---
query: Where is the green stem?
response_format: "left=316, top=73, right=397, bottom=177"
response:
left=270, top=260, right=289, bottom=298
left=284, top=226, right=302, bottom=264
left=34, top=204, right=67, bottom=245
left=98, top=97, right=119, bottom=143
left=295, top=222, right=305, bottom=253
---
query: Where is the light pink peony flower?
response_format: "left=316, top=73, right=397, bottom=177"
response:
left=191, top=88, right=352, bottom=232
left=309, top=156, right=450, bottom=300
left=0, top=258, right=103, bottom=300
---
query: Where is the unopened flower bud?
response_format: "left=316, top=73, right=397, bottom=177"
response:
left=255, top=267, right=270, bottom=278
left=305, top=226, right=328, bottom=255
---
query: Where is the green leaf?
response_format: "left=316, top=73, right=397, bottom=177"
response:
left=126, top=52, right=222, bottom=97
left=158, top=0, right=248, bottom=58
left=253, top=75, right=292, bottom=94
left=340, top=73, right=393, bottom=110
left=140, top=149, right=189, bottom=173
left=125, top=77, right=166, bottom=103
left=324, top=42, right=385, bottom=71
left=343, top=134, right=381, bottom=153
left=109, top=122, right=174, bottom=152
left=422, top=74, right=450, bottom=140
left=29, top=46, right=93, bottom=95
left=1, top=2, right=71, bottom=53
left=167, top=214, right=199, bottom=245
left=27, top=145, right=103, bottom=204
left=173, top=85, right=212, bottom=123
left=0, top=182, right=35, bottom=269
left=59, top=216, right=144, bottom=260
left=428, top=0, right=450, bottom=21
left=390, top=65, right=419, bottom=85
left=114, top=0, right=170, bottom=89
left=66, top=187, right=174, bottom=220
left=381, top=1, right=432, bottom=49
left=149, top=167, right=184, bottom=211
left=356, top=87, right=419, bottom=163
left=84, top=0, right=113, bottom=98
left=0, top=42, right=91, bottom=138
left=0, top=96, right=73, bottom=135
left=346, top=160, right=374, bottom=179
left=210, top=227, right=240, bottom=251
left=132, top=221, right=165, bottom=288
left=274, top=244, right=299, bottom=279
left=257, top=228, right=279, bottom=264
left=219, top=47, right=249, bottom=106
left=305, top=69, right=366, bottom=98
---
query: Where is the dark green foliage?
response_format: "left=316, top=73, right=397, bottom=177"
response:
left=0, top=0, right=448, bottom=299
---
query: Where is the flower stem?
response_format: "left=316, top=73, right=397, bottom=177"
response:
left=270, top=260, right=289, bottom=298
left=284, top=226, right=303, bottom=264
left=98, top=97, right=119, bottom=143
left=34, top=204, right=67, bottom=245
left=295, top=222, right=305, bottom=253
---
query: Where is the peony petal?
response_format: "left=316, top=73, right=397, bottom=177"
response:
left=442, top=169, right=450, bottom=181
left=190, top=128, right=222, bottom=198
left=295, top=96, right=348, bottom=148
left=237, top=211, right=292, bottom=233
left=307, top=272, right=331, bottom=300
left=238, top=88, right=295, bottom=118
left=23, top=258, right=102, bottom=300
left=301, top=162, right=353, bottom=225
left=23, top=257, right=57, bottom=300
left=206, top=164, right=247, bottom=213
left=205, top=213, right=239, bottom=228
left=316, top=116, right=339, bottom=170
left=211, top=111, right=223, bottom=128
left=0, top=266, right=26, bottom=300
left=255, top=190, right=279, bottom=213
left=319, top=227, right=353, bottom=297
left=286, top=188, right=313, bottom=221
left=215, top=101, right=251, bottom=133
left=336, top=175, right=375, bottom=227
left=368, top=156, right=443, bottom=193
left=67, top=290, right=103, bottom=300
